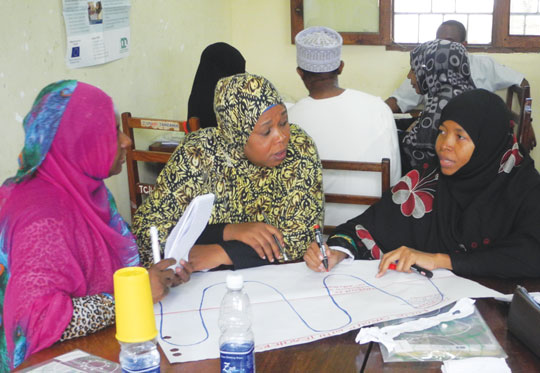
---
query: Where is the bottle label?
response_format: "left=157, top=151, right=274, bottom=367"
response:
left=220, top=342, right=255, bottom=373
left=122, top=367, right=160, bottom=373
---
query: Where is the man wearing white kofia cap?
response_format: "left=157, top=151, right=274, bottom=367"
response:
left=288, top=26, right=401, bottom=228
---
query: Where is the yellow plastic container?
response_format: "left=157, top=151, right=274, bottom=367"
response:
left=114, top=267, right=158, bottom=343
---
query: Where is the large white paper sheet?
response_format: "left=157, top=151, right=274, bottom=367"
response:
left=154, top=261, right=502, bottom=364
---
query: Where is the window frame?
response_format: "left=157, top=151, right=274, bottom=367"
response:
left=290, top=0, right=540, bottom=52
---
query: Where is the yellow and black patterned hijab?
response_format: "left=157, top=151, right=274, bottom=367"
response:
left=214, top=73, right=284, bottom=163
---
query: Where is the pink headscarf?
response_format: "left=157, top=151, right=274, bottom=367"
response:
left=0, top=81, right=138, bottom=368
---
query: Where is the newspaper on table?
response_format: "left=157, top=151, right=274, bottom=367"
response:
left=20, top=349, right=120, bottom=372
left=62, top=0, right=131, bottom=68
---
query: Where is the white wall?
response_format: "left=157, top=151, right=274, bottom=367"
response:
left=0, top=0, right=233, bottom=220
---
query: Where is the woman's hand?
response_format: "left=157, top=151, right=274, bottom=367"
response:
left=189, top=244, right=232, bottom=272
left=171, top=259, right=194, bottom=287
left=223, top=223, right=284, bottom=263
left=148, top=258, right=177, bottom=304
left=376, top=246, right=452, bottom=278
left=304, top=241, right=347, bottom=272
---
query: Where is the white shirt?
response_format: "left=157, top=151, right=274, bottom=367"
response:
left=392, top=54, right=525, bottom=113
left=288, top=89, right=401, bottom=227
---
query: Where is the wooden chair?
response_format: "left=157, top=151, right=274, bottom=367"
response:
left=321, top=158, right=390, bottom=235
left=121, top=112, right=200, bottom=218
left=506, top=84, right=536, bottom=153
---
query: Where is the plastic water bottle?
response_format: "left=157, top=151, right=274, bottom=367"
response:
left=219, top=273, right=255, bottom=373
left=119, top=339, right=160, bottom=372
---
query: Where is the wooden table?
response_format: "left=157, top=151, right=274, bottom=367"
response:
left=15, top=327, right=370, bottom=372
left=16, top=277, right=540, bottom=372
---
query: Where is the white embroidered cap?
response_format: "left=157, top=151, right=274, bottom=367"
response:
left=295, top=26, right=342, bottom=73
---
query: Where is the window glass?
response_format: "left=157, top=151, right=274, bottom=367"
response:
left=433, top=0, right=456, bottom=13
left=394, top=0, right=494, bottom=44
left=525, top=14, right=540, bottom=34
left=304, top=0, right=379, bottom=32
left=394, top=14, right=420, bottom=43
left=468, top=14, right=493, bottom=43
left=510, top=0, right=540, bottom=35
left=510, top=0, right=538, bottom=13
left=419, top=14, right=444, bottom=42
left=394, top=0, right=431, bottom=13
left=455, top=0, right=494, bottom=13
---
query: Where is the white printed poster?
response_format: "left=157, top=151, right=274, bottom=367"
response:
left=62, top=0, right=131, bottom=68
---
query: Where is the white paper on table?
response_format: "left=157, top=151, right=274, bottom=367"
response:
left=164, top=193, right=214, bottom=263
left=441, top=357, right=510, bottom=373
left=495, top=291, right=540, bottom=304
left=154, top=261, right=503, bottom=364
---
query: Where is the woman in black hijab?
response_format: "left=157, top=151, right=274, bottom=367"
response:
left=305, top=89, right=540, bottom=278
left=187, top=42, right=246, bottom=128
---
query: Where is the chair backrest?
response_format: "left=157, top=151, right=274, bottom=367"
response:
left=321, top=158, right=390, bottom=235
left=121, top=112, right=200, bottom=218
left=506, top=84, right=536, bottom=153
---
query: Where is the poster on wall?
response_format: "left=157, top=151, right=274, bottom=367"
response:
left=62, top=0, right=131, bottom=69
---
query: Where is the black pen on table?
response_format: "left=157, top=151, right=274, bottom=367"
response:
left=411, top=264, right=433, bottom=278
left=388, top=261, right=433, bottom=278
left=262, top=212, right=288, bottom=261
left=313, top=224, right=328, bottom=271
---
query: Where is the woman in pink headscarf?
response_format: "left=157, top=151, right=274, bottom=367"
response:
left=0, top=80, right=192, bottom=369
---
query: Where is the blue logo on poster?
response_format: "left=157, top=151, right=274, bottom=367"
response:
left=71, top=47, right=80, bottom=58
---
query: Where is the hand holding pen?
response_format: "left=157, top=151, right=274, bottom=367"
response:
left=303, top=240, right=347, bottom=272
left=377, top=246, right=436, bottom=278
left=313, top=225, right=328, bottom=271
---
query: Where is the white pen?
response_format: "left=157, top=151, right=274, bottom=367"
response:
left=150, top=226, right=161, bottom=265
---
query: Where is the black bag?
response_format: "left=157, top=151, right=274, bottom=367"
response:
left=508, top=285, right=540, bottom=358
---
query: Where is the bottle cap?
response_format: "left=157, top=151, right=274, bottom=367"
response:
left=226, top=273, right=244, bottom=290
left=114, top=267, right=158, bottom=343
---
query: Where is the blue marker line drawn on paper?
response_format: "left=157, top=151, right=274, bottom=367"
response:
left=158, top=275, right=444, bottom=347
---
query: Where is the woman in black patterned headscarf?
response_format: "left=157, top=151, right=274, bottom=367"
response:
left=134, top=73, right=324, bottom=270
left=402, top=39, right=475, bottom=171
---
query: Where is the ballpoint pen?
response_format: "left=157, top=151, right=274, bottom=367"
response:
left=262, top=212, right=288, bottom=261
left=313, top=224, right=328, bottom=271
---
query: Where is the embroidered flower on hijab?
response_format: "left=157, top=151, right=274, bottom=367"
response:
left=499, top=137, right=523, bottom=174
left=355, top=224, right=381, bottom=259
left=392, top=169, right=438, bottom=218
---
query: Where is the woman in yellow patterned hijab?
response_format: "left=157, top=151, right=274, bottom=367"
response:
left=133, top=73, right=323, bottom=270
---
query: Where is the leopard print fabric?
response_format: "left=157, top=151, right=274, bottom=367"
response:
left=60, top=293, right=115, bottom=341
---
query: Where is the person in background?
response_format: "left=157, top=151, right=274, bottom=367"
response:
left=187, top=42, right=246, bottom=129
left=133, top=73, right=324, bottom=271
left=401, top=39, right=475, bottom=171
left=385, top=20, right=527, bottom=114
left=305, top=89, right=540, bottom=279
left=0, top=81, right=192, bottom=369
left=288, top=26, right=401, bottom=228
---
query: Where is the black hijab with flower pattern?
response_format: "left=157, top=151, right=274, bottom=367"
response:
left=133, top=73, right=324, bottom=267
left=329, top=89, right=540, bottom=278
left=402, top=39, right=476, bottom=170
